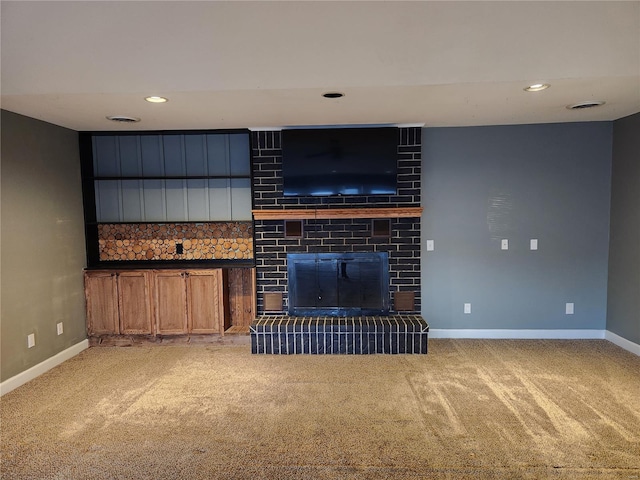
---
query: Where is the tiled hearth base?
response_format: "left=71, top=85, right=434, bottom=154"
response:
left=250, top=315, right=429, bottom=354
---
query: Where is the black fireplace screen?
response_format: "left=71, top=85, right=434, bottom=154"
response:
left=287, top=252, right=390, bottom=316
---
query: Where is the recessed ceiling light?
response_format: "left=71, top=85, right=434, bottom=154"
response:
left=524, top=83, right=550, bottom=92
left=145, top=96, right=168, bottom=103
left=106, top=115, right=141, bottom=123
left=322, top=92, right=345, bottom=99
left=566, top=101, right=605, bottom=110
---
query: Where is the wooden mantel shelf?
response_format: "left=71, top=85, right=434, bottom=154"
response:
left=252, top=207, right=423, bottom=220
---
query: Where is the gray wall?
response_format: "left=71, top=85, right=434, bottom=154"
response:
left=1, top=110, right=87, bottom=382
left=607, top=113, right=640, bottom=343
left=421, top=122, right=612, bottom=330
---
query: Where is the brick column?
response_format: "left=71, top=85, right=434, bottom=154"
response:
left=252, top=127, right=422, bottom=314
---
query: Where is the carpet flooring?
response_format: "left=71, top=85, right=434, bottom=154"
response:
left=1, top=339, right=639, bottom=479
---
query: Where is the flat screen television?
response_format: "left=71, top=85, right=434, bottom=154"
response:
left=281, top=127, right=398, bottom=196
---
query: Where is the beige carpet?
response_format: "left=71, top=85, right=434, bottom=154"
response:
left=2, top=340, right=639, bottom=479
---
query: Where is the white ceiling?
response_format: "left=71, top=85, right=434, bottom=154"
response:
left=2, top=1, right=639, bottom=132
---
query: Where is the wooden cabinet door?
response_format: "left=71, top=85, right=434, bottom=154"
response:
left=187, top=270, right=224, bottom=334
left=227, top=268, right=256, bottom=328
left=85, top=272, right=119, bottom=335
left=118, top=271, right=153, bottom=334
left=155, top=271, right=188, bottom=334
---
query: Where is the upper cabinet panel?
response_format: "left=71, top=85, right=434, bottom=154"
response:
left=206, top=134, right=230, bottom=176
left=92, top=132, right=249, bottom=179
left=93, top=136, right=119, bottom=176
left=229, top=134, right=251, bottom=176
left=90, top=131, right=250, bottom=222
left=118, top=136, right=141, bottom=176
left=162, top=135, right=186, bottom=177
left=140, top=135, right=164, bottom=176
left=185, top=135, right=207, bottom=176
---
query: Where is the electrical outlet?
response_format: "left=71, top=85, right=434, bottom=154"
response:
left=566, top=303, right=574, bottom=315
left=426, top=239, right=434, bottom=251
left=27, top=333, right=35, bottom=348
left=464, top=303, right=472, bottom=314
left=501, top=239, right=509, bottom=250
left=57, top=322, right=64, bottom=335
left=530, top=239, right=538, bottom=250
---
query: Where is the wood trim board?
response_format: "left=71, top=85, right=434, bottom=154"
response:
left=252, top=207, right=423, bottom=220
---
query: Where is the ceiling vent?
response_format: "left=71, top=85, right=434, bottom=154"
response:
left=566, top=101, right=605, bottom=110
left=106, top=115, right=141, bottom=123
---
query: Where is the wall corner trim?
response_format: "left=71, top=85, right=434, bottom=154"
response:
left=605, top=330, right=640, bottom=356
left=0, top=339, right=89, bottom=396
left=428, top=329, right=606, bottom=340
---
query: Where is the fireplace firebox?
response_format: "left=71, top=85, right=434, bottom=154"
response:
left=287, top=252, right=390, bottom=316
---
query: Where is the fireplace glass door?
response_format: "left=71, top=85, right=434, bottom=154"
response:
left=287, top=253, right=389, bottom=316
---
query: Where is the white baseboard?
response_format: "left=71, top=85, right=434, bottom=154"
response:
left=0, top=339, right=89, bottom=396
left=428, top=329, right=606, bottom=340
left=1, top=331, right=634, bottom=396
left=429, top=329, right=639, bottom=356
left=605, top=330, right=640, bottom=356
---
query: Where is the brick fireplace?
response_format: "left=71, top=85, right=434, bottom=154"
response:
left=251, top=127, right=423, bottom=315
left=249, top=127, right=428, bottom=354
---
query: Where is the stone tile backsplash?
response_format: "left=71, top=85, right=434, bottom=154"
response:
left=98, top=222, right=253, bottom=261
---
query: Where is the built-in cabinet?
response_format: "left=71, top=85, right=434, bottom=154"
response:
left=118, top=271, right=153, bottom=334
left=227, top=268, right=256, bottom=331
left=85, top=268, right=254, bottom=337
left=80, top=131, right=252, bottom=267
left=155, top=271, right=190, bottom=335
left=85, top=272, right=120, bottom=335
left=85, top=270, right=153, bottom=335
left=187, top=270, right=227, bottom=334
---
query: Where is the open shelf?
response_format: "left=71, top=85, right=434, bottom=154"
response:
left=225, top=325, right=251, bottom=335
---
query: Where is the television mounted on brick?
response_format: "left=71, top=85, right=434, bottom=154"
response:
left=281, top=127, right=398, bottom=197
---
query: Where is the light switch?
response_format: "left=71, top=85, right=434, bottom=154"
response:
left=566, top=303, right=574, bottom=315
left=426, top=239, right=434, bottom=251
left=27, top=333, right=35, bottom=348
left=464, top=303, right=472, bottom=314
left=530, top=239, right=538, bottom=250
left=501, top=239, right=509, bottom=250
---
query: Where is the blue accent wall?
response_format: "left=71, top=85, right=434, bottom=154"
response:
left=607, top=113, right=640, bottom=344
left=421, top=122, right=612, bottom=330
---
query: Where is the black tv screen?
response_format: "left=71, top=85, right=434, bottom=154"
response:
left=281, top=127, right=398, bottom=196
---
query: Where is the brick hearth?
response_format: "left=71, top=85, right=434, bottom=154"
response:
left=251, top=315, right=429, bottom=355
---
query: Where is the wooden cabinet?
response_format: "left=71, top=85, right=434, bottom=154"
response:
left=118, top=271, right=153, bottom=334
left=85, top=272, right=119, bottom=335
left=154, top=270, right=226, bottom=335
left=155, top=271, right=188, bottom=335
left=227, top=268, right=256, bottom=330
left=85, top=267, right=252, bottom=337
left=188, top=270, right=225, bottom=334
left=85, top=270, right=152, bottom=335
